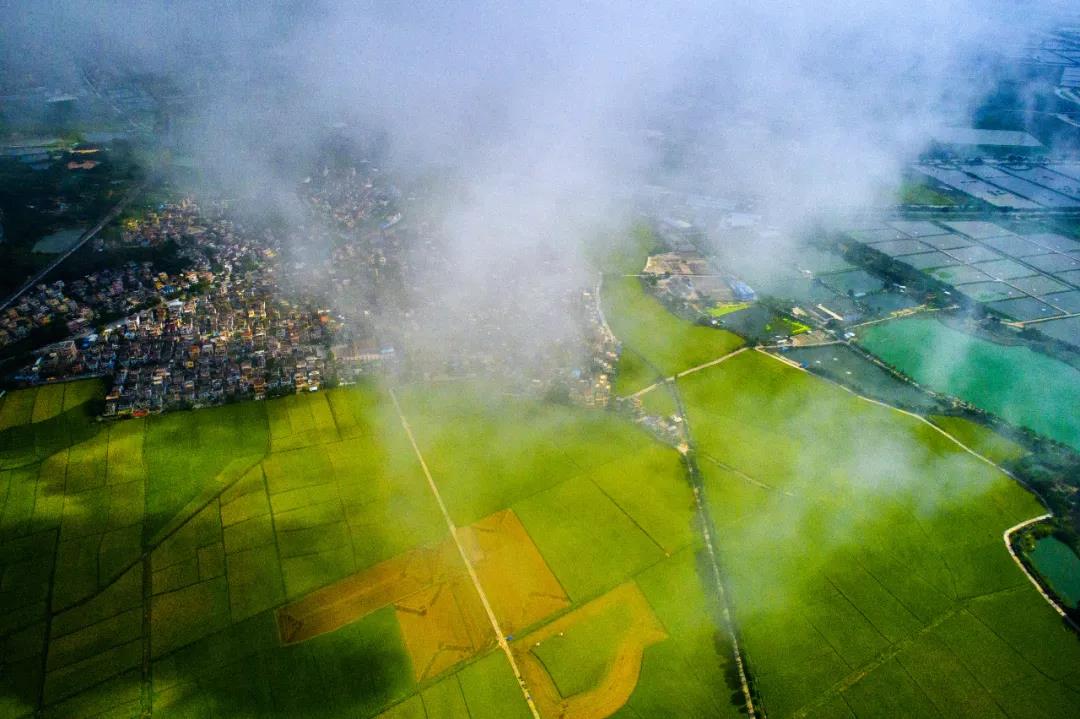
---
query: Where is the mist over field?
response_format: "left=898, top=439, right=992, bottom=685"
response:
left=1, top=0, right=1073, bottom=356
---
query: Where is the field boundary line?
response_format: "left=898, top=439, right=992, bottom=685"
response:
left=755, top=348, right=1030, bottom=483
left=630, top=346, right=749, bottom=399
left=388, top=388, right=542, bottom=719
left=674, top=346, right=748, bottom=380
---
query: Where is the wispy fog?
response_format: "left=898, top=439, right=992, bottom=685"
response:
left=2, top=1, right=1073, bottom=359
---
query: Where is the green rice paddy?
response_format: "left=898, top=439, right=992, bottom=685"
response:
left=0, top=377, right=743, bottom=718
left=682, top=351, right=1080, bottom=718
left=603, top=275, right=743, bottom=392
left=1, top=271, right=1078, bottom=719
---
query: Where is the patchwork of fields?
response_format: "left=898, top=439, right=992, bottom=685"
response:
left=0, top=377, right=743, bottom=718
left=682, top=351, right=1080, bottom=718
left=1, top=270, right=1078, bottom=719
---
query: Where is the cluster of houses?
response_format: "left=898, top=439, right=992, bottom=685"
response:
left=0, top=281, right=88, bottom=347
left=643, top=250, right=757, bottom=306
left=16, top=198, right=345, bottom=413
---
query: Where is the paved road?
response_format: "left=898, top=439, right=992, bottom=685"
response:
left=0, top=180, right=148, bottom=313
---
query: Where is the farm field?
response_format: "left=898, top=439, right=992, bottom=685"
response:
left=859, top=316, right=1080, bottom=451
left=681, top=350, right=1080, bottom=718
left=928, top=415, right=1028, bottom=466
left=602, top=275, right=743, bottom=393
left=0, top=375, right=745, bottom=718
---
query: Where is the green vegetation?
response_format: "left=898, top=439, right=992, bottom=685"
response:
left=398, top=380, right=743, bottom=717
left=898, top=181, right=957, bottom=206
left=603, top=275, right=743, bottom=387
left=930, top=414, right=1028, bottom=466
left=860, top=317, right=1080, bottom=450
left=4, top=266, right=1080, bottom=718
left=638, top=383, right=678, bottom=418
left=681, top=351, right=1080, bottom=718
left=613, top=345, right=659, bottom=397
left=144, top=402, right=269, bottom=539
left=707, top=301, right=753, bottom=318
left=515, top=476, right=665, bottom=600
left=777, top=316, right=811, bottom=335
left=0, top=372, right=750, bottom=717
left=532, top=592, right=638, bottom=696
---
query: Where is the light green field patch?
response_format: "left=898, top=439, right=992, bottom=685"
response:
left=30, top=450, right=68, bottom=531
left=532, top=591, right=637, bottom=696
left=603, top=276, right=743, bottom=380
left=614, top=346, right=661, bottom=396
left=280, top=544, right=354, bottom=598
left=277, top=519, right=351, bottom=559
left=0, top=388, right=37, bottom=430
left=420, top=673, right=471, bottom=719
left=105, top=419, right=146, bottom=485
left=589, top=444, right=694, bottom=554
left=636, top=383, right=677, bottom=418
left=376, top=694, right=426, bottom=719
left=64, top=433, right=109, bottom=494
left=896, top=633, right=1008, bottom=719
left=930, top=414, right=1027, bottom=466
left=270, top=480, right=340, bottom=514
left=151, top=502, right=222, bottom=572
left=263, top=446, right=334, bottom=495
left=144, top=402, right=268, bottom=539
left=457, top=652, right=533, bottom=719
left=514, top=475, right=664, bottom=601
left=842, top=657, right=942, bottom=719
left=0, top=466, right=38, bottom=539
left=46, top=606, right=142, bottom=672
left=223, top=513, right=275, bottom=555
left=220, top=484, right=271, bottom=528
left=60, top=380, right=103, bottom=412
left=325, top=384, right=378, bottom=439
left=31, top=384, right=67, bottom=424
left=618, top=547, right=745, bottom=719
left=707, top=301, right=753, bottom=318
left=267, top=392, right=342, bottom=452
